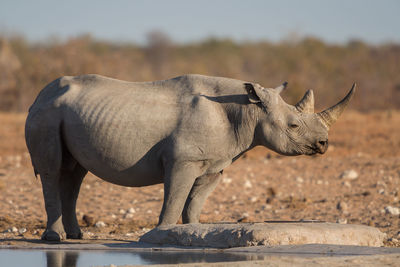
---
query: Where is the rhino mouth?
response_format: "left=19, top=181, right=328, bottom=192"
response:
left=305, top=144, right=327, bottom=155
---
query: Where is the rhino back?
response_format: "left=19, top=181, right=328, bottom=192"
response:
left=28, top=74, right=249, bottom=185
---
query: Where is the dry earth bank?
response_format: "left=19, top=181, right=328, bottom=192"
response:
left=0, top=111, right=399, bottom=246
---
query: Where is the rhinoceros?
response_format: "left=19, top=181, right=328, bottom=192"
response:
left=25, top=74, right=355, bottom=241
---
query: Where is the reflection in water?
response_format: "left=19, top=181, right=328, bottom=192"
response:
left=46, top=251, right=79, bottom=267
left=44, top=250, right=263, bottom=267
left=138, top=251, right=263, bottom=265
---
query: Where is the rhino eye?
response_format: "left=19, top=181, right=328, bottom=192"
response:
left=289, top=123, right=299, bottom=129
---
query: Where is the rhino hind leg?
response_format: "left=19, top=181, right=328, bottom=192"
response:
left=40, top=171, right=66, bottom=241
left=182, top=173, right=221, bottom=224
left=26, top=114, right=77, bottom=241
left=60, top=161, right=87, bottom=239
left=26, top=123, right=66, bottom=241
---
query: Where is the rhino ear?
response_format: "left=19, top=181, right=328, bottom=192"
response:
left=274, top=82, right=288, bottom=94
left=244, top=83, right=262, bottom=103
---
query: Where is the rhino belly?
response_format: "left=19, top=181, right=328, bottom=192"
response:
left=61, top=117, right=166, bottom=187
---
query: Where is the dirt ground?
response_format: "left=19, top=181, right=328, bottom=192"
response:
left=0, top=110, right=399, bottom=247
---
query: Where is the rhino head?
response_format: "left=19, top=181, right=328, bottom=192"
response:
left=246, top=82, right=355, bottom=156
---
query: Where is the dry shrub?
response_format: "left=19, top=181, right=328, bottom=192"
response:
left=0, top=34, right=399, bottom=112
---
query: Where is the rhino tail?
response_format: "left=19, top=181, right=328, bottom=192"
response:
left=34, top=168, right=39, bottom=179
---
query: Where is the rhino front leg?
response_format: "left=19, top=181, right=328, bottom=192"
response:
left=40, top=172, right=66, bottom=241
left=182, top=173, right=221, bottom=224
left=60, top=163, right=87, bottom=239
left=158, top=161, right=205, bottom=226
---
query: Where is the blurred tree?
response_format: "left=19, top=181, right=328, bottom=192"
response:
left=0, top=34, right=399, bottom=112
left=145, top=30, right=172, bottom=79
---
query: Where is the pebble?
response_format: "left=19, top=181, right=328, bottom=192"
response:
left=18, top=228, right=27, bottom=234
left=222, top=177, right=232, bottom=184
left=261, top=204, right=272, bottom=210
left=249, top=196, right=257, bottom=202
left=125, top=213, right=134, bottom=219
left=385, top=206, right=400, bottom=215
left=83, top=215, right=95, bottom=226
left=340, top=170, right=358, bottom=180
left=128, top=208, right=136, bottom=214
left=119, top=209, right=126, bottom=214
left=244, top=180, right=252, bottom=188
left=11, top=227, right=18, bottom=233
left=342, top=181, right=351, bottom=188
left=296, top=177, right=304, bottom=183
left=95, top=221, right=106, bottom=227
left=337, top=218, right=347, bottom=224
left=337, top=201, right=348, bottom=212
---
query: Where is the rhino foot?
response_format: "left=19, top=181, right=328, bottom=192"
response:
left=41, top=229, right=66, bottom=242
left=66, top=231, right=83, bottom=239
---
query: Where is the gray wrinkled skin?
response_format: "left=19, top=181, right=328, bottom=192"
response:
left=25, top=74, right=354, bottom=241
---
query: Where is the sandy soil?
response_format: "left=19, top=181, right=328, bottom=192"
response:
left=0, top=110, right=399, bottom=247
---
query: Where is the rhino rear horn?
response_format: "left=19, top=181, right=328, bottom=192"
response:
left=295, top=89, right=314, bottom=114
left=318, top=83, right=356, bottom=129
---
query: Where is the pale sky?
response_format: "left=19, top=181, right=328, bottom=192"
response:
left=0, top=0, right=399, bottom=44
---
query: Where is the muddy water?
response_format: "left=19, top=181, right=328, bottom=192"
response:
left=0, top=249, right=261, bottom=266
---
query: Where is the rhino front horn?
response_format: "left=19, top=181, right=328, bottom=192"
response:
left=318, top=83, right=356, bottom=129
left=295, top=89, right=314, bottom=114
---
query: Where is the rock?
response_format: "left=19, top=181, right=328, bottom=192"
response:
left=337, top=218, right=347, bottom=224
left=119, top=209, right=126, bottom=214
left=11, top=226, right=18, bottom=233
left=83, top=214, right=95, bottom=226
left=125, top=213, right=134, bottom=219
left=237, top=217, right=250, bottom=223
left=249, top=196, right=257, bottom=202
left=128, top=208, right=136, bottom=214
left=244, top=180, right=252, bottom=188
left=340, top=170, right=358, bottom=180
left=140, top=222, right=386, bottom=248
left=337, top=201, right=348, bottom=213
left=18, top=228, right=27, bottom=234
left=341, top=181, right=351, bottom=188
left=222, top=177, right=232, bottom=184
left=95, top=221, right=106, bottom=228
left=296, top=177, right=304, bottom=183
left=261, top=204, right=272, bottom=210
left=384, top=206, right=400, bottom=215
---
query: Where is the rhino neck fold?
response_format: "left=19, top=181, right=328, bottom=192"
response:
left=224, top=102, right=260, bottom=157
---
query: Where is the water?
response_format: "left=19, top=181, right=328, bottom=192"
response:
left=0, top=249, right=262, bottom=267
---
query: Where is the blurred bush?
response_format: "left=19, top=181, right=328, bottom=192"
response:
left=0, top=33, right=399, bottom=112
